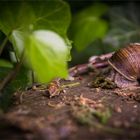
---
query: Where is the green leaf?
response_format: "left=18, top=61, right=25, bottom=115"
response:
left=10, top=30, right=25, bottom=57
left=104, top=4, right=140, bottom=48
left=73, top=3, right=108, bottom=19
left=0, top=59, right=13, bottom=68
left=69, top=3, right=108, bottom=51
left=25, top=30, right=69, bottom=83
left=31, top=0, right=71, bottom=36
left=0, top=1, right=71, bottom=37
left=0, top=2, right=36, bottom=35
left=0, top=0, right=71, bottom=57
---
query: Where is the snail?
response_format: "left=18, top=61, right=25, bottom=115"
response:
left=107, top=43, right=140, bottom=88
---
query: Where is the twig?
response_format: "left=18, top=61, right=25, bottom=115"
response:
left=61, top=82, right=80, bottom=88
left=69, top=64, right=89, bottom=77
left=31, top=71, right=35, bottom=84
left=69, top=52, right=114, bottom=77
left=19, top=92, right=24, bottom=104
left=89, top=52, right=114, bottom=63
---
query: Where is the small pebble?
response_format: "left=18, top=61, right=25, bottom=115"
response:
left=115, top=106, right=122, bottom=113
left=113, top=120, right=122, bottom=127
left=133, top=105, right=137, bottom=108
left=96, top=88, right=101, bottom=93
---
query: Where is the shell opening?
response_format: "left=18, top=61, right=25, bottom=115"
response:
left=137, top=78, right=140, bottom=84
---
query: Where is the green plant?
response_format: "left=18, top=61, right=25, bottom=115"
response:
left=104, top=3, right=140, bottom=49
left=69, top=3, right=108, bottom=52
left=0, top=0, right=71, bottom=87
left=0, top=0, right=71, bottom=109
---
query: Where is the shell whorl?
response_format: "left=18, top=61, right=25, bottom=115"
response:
left=108, top=43, right=140, bottom=81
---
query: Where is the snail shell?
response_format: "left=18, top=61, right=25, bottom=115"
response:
left=108, top=43, right=140, bottom=82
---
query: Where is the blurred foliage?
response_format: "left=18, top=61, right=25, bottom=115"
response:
left=0, top=59, right=13, bottom=68
left=25, top=30, right=69, bottom=83
left=0, top=1, right=70, bottom=37
left=104, top=3, right=140, bottom=49
left=69, top=3, right=108, bottom=51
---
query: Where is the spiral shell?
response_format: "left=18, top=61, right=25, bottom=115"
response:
left=108, top=43, right=140, bottom=81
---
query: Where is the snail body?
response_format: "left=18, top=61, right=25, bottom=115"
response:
left=107, top=43, right=140, bottom=88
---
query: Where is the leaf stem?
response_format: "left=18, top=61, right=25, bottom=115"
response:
left=31, top=71, right=35, bottom=84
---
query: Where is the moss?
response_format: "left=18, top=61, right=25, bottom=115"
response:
left=91, top=76, right=117, bottom=89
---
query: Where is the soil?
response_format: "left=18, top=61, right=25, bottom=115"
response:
left=0, top=72, right=140, bottom=140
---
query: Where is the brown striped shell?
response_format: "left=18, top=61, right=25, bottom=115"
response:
left=108, top=43, right=140, bottom=82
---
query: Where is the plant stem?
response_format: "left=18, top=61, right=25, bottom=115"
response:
left=61, top=82, right=80, bottom=88
left=0, top=52, right=24, bottom=92
left=0, top=32, right=11, bottom=56
left=31, top=71, right=35, bottom=84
